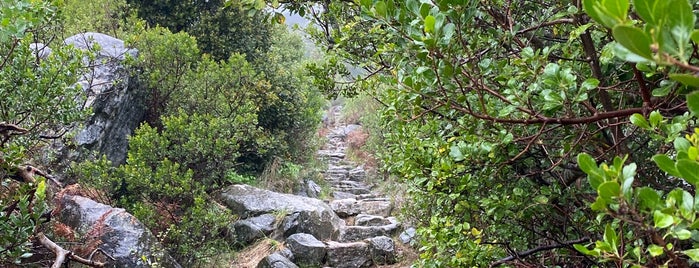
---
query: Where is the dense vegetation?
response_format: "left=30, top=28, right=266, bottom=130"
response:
left=277, top=0, right=699, bottom=266
left=1, top=0, right=322, bottom=266
left=5, top=0, right=699, bottom=267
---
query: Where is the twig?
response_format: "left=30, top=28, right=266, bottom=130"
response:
left=489, top=237, right=590, bottom=267
left=37, top=232, right=105, bottom=268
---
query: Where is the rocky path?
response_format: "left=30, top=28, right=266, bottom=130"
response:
left=226, top=105, right=407, bottom=268
left=318, top=106, right=400, bottom=244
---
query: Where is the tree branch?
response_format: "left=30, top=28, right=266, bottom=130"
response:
left=489, top=237, right=590, bottom=267
left=37, top=232, right=106, bottom=268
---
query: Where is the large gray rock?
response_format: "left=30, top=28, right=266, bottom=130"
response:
left=369, top=236, right=397, bottom=265
left=63, top=32, right=145, bottom=165
left=325, top=241, right=371, bottom=268
left=229, top=214, right=278, bottom=246
left=64, top=32, right=137, bottom=60
left=220, top=184, right=344, bottom=240
left=285, top=233, right=326, bottom=267
left=257, top=252, right=298, bottom=268
left=55, top=194, right=180, bottom=267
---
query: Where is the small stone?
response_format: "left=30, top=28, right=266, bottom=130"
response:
left=399, top=227, right=417, bottom=244
left=369, top=236, right=397, bottom=265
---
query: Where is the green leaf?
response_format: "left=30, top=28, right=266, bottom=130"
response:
left=630, top=113, right=650, bottom=129
left=449, top=146, right=465, bottom=162
left=687, top=91, right=699, bottom=115
left=574, top=243, right=600, bottom=257
left=675, top=137, right=691, bottom=152
left=648, top=111, right=663, bottom=127
left=676, top=159, right=699, bottom=185
left=612, top=25, right=653, bottom=60
left=604, top=223, right=619, bottom=251
left=637, top=187, right=661, bottom=210
left=652, top=154, right=680, bottom=177
left=670, top=74, right=699, bottom=87
left=692, top=30, right=699, bottom=44
left=652, top=85, right=672, bottom=97
left=648, top=244, right=664, bottom=257
left=621, top=163, right=636, bottom=196
left=578, top=153, right=604, bottom=188
left=654, top=210, right=674, bottom=228
left=598, top=181, right=621, bottom=202
left=683, top=248, right=699, bottom=261
left=583, top=0, right=627, bottom=28
left=632, top=0, right=666, bottom=25
left=666, top=0, right=694, bottom=33
left=374, top=1, right=387, bottom=17
left=675, top=229, right=692, bottom=240
left=424, top=15, right=436, bottom=33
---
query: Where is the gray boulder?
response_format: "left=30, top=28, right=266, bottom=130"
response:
left=29, top=43, right=52, bottom=59
left=285, top=233, right=326, bottom=267
left=64, top=32, right=137, bottom=60
left=62, top=32, right=145, bottom=165
left=257, top=252, right=298, bottom=268
left=220, top=184, right=344, bottom=240
left=229, top=214, right=278, bottom=246
left=55, top=194, right=180, bottom=267
left=369, top=236, right=397, bottom=265
left=325, top=241, right=371, bottom=268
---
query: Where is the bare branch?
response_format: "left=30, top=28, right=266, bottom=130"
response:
left=489, top=237, right=590, bottom=267
left=37, top=232, right=105, bottom=268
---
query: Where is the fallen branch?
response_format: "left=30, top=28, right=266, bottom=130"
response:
left=489, top=237, right=590, bottom=267
left=37, top=232, right=106, bottom=268
left=10, top=165, right=63, bottom=187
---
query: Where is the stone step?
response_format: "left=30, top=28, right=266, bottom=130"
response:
left=331, top=186, right=371, bottom=195
left=330, top=198, right=393, bottom=218
left=337, top=222, right=400, bottom=242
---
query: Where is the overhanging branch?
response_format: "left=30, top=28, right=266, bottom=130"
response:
left=489, top=237, right=590, bottom=267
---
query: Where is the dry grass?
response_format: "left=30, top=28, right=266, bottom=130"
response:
left=229, top=239, right=283, bottom=268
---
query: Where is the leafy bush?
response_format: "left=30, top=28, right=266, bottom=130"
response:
left=275, top=0, right=699, bottom=266
left=0, top=0, right=85, bottom=265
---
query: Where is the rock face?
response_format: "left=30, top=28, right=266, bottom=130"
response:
left=220, top=184, right=344, bottom=241
left=64, top=32, right=145, bottom=165
left=55, top=194, right=180, bottom=267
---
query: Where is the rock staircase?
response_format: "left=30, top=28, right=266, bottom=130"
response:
left=231, top=105, right=405, bottom=268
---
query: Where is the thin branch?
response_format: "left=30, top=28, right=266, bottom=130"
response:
left=449, top=102, right=644, bottom=125
left=38, top=232, right=105, bottom=268
left=489, top=237, right=590, bottom=267
left=517, top=19, right=575, bottom=35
